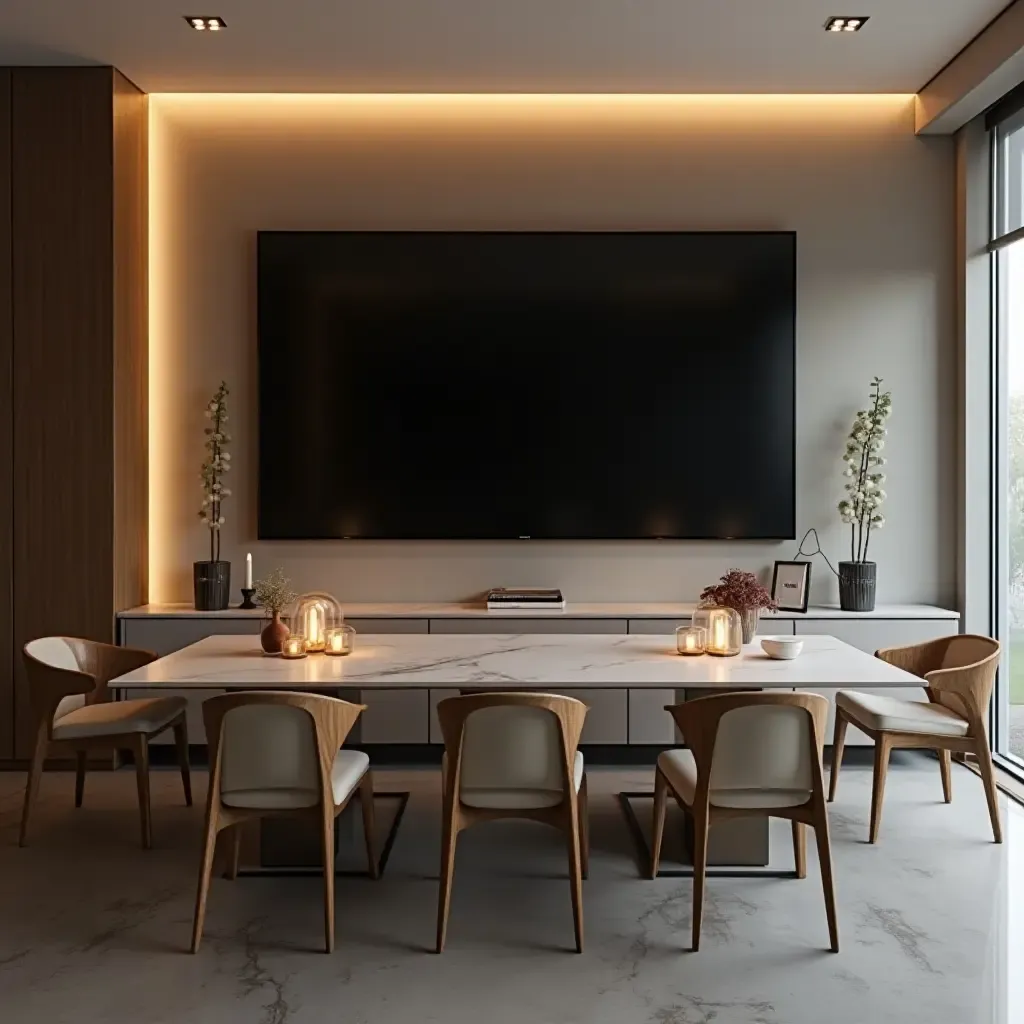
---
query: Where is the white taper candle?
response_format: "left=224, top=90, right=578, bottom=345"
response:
left=245, top=552, right=253, bottom=589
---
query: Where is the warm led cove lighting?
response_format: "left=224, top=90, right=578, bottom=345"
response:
left=825, top=15, right=868, bottom=32
left=184, top=15, right=226, bottom=31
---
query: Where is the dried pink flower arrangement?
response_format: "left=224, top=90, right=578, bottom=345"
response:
left=699, top=569, right=778, bottom=613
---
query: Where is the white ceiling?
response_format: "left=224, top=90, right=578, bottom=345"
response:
left=0, top=0, right=1013, bottom=94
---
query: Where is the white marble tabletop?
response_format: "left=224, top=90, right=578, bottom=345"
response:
left=111, top=633, right=925, bottom=691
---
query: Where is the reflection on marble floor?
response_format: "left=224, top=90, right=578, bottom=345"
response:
left=0, top=756, right=1021, bottom=1024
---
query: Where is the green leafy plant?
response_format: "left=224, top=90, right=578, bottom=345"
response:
left=198, top=381, right=231, bottom=562
left=837, top=376, right=891, bottom=563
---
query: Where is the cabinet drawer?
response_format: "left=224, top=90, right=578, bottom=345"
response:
left=628, top=689, right=678, bottom=744
left=346, top=618, right=428, bottom=634
left=429, top=618, right=626, bottom=634
left=359, top=688, right=429, bottom=744
left=429, top=688, right=460, bottom=744
left=120, top=617, right=260, bottom=657
left=574, top=688, right=628, bottom=744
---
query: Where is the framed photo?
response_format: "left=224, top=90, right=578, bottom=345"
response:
left=771, top=560, right=811, bottom=613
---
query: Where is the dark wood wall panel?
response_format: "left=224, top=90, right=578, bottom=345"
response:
left=112, top=70, right=148, bottom=613
left=11, top=68, right=116, bottom=757
left=0, top=71, right=12, bottom=760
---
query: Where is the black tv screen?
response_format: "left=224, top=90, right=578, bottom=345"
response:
left=258, top=231, right=795, bottom=540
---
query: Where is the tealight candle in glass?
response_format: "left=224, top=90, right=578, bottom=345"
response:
left=281, top=634, right=307, bottom=659
left=324, top=624, right=356, bottom=656
left=676, top=625, right=706, bottom=656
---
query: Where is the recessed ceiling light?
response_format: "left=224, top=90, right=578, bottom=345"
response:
left=184, top=16, right=226, bottom=31
left=825, top=16, right=869, bottom=32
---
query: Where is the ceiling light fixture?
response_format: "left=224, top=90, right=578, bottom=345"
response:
left=825, top=16, right=868, bottom=32
left=184, top=16, right=226, bottom=31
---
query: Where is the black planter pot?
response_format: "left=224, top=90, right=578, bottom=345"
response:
left=194, top=560, right=231, bottom=611
left=838, top=561, right=876, bottom=612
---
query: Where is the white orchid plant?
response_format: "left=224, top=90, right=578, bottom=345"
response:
left=837, top=376, right=891, bottom=564
left=198, top=381, right=231, bottom=562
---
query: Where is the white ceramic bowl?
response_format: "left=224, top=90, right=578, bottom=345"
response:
left=761, top=636, right=804, bottom=660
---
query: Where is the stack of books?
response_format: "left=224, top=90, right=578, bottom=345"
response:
left=486, top=587, right=566, bottom=611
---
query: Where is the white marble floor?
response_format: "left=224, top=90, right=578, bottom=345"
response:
left=0, top=756, right=1021, bottom=1024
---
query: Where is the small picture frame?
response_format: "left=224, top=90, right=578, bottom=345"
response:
left=771, top=560, right=811, bottom=613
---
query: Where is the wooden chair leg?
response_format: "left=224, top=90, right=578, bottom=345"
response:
left=435, top=799, right=460, bottom=953
left=132, top=735, right=153, bottom=850
left=974, top=739, right=1003, bottom=844
left=792, top=820, right=806, bottom=879
left=691, top=809, right=709, bottom=952
left=566, top=799, right=585, bottom=954
left=173, top=719, right=193, bottom=807
left=938, top=748, right=952, bottom=804
left=868, top=735, right=892, bottom=844
left=578, top=772, right=589, bottom=881
left=359, top=772, right=379, bottom=879
left=191, top=805, right=220, bottom=953
left=224, top=824, right=242, bottom=881
left=322, top=812, right=336, bottom=954
left=813, top=804, right=840, bottom=952
left=650, top=768, right=669, bottom=879
left=828, top=712, right=848, bottom=803
left=19, top=720, right=48, bottom=847
left=74, top=750, right=87, bottom=808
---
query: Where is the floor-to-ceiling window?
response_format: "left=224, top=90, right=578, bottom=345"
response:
left=993, top=99, right=1024, bottom=769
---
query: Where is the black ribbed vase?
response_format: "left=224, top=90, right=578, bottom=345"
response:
left=193, top=560, right=231, bottom=611
left=838, top=561, right=876, bottom=612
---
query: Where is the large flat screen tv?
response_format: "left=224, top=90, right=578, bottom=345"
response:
left=258, top=231, right=796, bottom=540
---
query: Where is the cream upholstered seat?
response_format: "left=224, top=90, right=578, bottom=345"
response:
left=830, top=634, right=1002, bottom=844
left=652, top=693, right=838, bottom=953
left=435, top=692, right=589, bottom=953
left=191, top=692, right=377, bottom=955
left=51, top=695, right=187, bottom=741
left=833, top=691, right=969, bottom=739
left=20, top=637, right=191, bottom=849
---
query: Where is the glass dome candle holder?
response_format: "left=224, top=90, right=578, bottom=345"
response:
left=324, top=624, right=356, bottom=657
left=693, top=606, right=742, bottom=657
left=675, top=625, right=706, bottom=656
left=288, top=592, right=343, bottom=654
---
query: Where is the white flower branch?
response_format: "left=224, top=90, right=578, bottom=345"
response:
left=837, top=376, right=891, bottom=564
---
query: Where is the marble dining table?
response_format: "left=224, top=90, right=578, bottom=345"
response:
left=111, top=632, right=924, bottom=877
left=110, top=631, right=922, bottom=691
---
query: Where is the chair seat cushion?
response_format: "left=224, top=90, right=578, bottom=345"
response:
left=657, top=748, right=811, bottom=809
left=836, top=690, right=969, bottom=738
left=451, top=750, right=585, bottom=809
left=222, top=749, right=370, bottom=810
left=51, top=697, right=187, bottom=741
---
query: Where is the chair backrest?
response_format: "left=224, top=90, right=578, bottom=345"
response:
left=203, top=691, right=364, bottom=808
left=23, top=636, right=157, bottom=726
left=667, top=692, right=828, bottom=809
left=877, top=634, right=1001, bottom=723
left=24, top=637, right=90, bottom=722
left=437, top=692, right=587, bottom=806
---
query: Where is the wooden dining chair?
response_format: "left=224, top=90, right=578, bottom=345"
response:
left=20, top=637, right=191, bottom=849
left=191, top=691, right=378, bottom=954
left=435, top=691, right=589, bottom=953
left=829, top=634, right=1002, bottom=844
left=651, top=692, right=838, bottom=953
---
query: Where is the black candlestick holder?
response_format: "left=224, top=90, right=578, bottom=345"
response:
left=240, top=588, right=257, bottom=610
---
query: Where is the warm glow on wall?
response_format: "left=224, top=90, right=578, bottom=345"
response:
left=147, top=91, right=919, bottom=603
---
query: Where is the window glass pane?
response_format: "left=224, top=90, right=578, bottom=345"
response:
left=996, top=116, right=1024, bottom=239
left=1001, top=238, right=1024, bottom=762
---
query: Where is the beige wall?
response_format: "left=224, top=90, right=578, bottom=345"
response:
left=149, top=94, right=955, bottom=607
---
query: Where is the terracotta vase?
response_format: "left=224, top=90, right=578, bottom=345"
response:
left=261, top=610, right=290, bottom=654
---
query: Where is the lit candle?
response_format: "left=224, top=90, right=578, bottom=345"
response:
left=712, top=616, right=727, bottom=651
left=307, top=605, right=321, bottom=649
left=245, top=552, right=253, bottom=590
left=676, top=625, right=706, bottom=656
left=281, top=634, right=307, bottom=659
